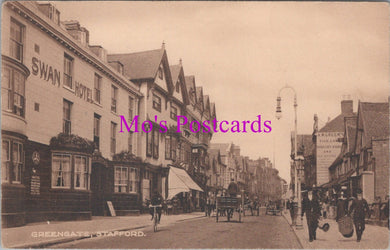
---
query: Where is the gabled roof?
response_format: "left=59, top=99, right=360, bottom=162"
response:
left=196, top=87, right=204, bottom=111
left=108, top=48, right=164, bottom=80
left=359, top=102, right=389, bottom=147
left=203, top=95, right=210, bottom=115
left=209, top=143, right=231, bottom=155
left=319, top=112, right=356, bottom=133
left=170, top=64, right=181, bottom=84
left=185, top=75, right=197, bottom=106
left=210, top=102, right=216, bottom=119
left=169, top=64, right=189, bottom=105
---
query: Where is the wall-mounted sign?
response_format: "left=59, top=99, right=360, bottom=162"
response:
left=31, top=57, right=61, bottom=87
left=31, top=175, right=40, bottom=195
left=106, top=201, right=116, bottom=216
left=32, top=151, right=40, bottom=165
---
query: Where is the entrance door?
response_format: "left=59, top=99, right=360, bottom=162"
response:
left=91, top=163, right=106, bottom=215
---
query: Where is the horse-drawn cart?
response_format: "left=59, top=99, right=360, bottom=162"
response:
left=215, top=196, right=243, bottom=222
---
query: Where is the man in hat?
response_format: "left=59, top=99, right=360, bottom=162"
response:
left=349, top=189, right=369, bottom=242
left=302, top=188, right=321, bottom=242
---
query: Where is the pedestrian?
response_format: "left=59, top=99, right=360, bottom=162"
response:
left=348, top=188, right=369, bottom=242
left=336, top=192, right=348, bottom=222
left=302, top=188, right=321, bottom=242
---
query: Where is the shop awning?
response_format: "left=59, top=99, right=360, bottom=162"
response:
left=167, top=166, right=203, bottom=199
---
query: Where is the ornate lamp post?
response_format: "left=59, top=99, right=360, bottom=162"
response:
left=275, top=85, right=303, bottom=229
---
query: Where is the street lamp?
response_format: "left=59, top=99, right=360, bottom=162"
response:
left=275, top=85, right=303, bottom=229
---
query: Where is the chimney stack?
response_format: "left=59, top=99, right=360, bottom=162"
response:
left=341, top=99, right=353, bottom=114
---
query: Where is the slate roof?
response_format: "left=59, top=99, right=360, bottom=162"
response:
left=210, top=102, right=216, bottom=118
left=107, top=48, right=164, bottom=80
left=170, top=64, right=181, bottom=84
left=360, top=102, right=389, bottom=147
left=209, top=143, right=230, bottom=155
left=204, top=95, right=210, bottom=111
left=319, top=112, right=357, bottom=133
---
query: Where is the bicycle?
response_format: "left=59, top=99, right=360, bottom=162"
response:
left=149, top=204, right=162, bottom=232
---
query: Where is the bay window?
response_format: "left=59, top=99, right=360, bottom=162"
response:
left=1, top=139, right=23, bottom=184
left=52, top=154, right=71, bottom=188
left=114, top=166, right=139, bottom=194
left=51, top=153, right=91, bottom=190
left=1, top=67, right=26, bottom=117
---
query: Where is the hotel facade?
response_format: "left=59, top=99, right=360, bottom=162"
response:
left=1, top=1, right=220, bottom=227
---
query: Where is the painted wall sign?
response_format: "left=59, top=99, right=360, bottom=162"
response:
left=31, top=57, right=94, bottom=104
left=75, top=81, right=94, bottom=103
left=316, top=132, right=344, bottom=185
left=31, top=175, right=40, bottom=195
left=31, top=57, right=61, bottom=87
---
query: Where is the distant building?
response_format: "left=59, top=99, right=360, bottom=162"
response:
left=316, top=99, right=356, bottom=185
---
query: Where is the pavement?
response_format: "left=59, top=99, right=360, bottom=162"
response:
left=1, top=212, right=205, bottom=249
left=282, top=209, right=390, bottom=249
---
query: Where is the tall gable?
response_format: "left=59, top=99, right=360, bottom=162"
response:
left=170, top=64, right=189, bottom=105
left=196, top=87, right=204, bottom=112
left=203, top=95, right=210, bottom=118
left=211, top=102, right=216, bottom=120
left=107, top=47, right=173, bottom=93
left=185, top=75, right=197, bottom=107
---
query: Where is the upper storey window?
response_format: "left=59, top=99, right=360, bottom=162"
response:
left=63, top=54, right=74, bottom=89
left=10, top=19, right=24, bottom=62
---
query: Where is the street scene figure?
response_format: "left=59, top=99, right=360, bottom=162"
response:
left=349, top=189, right=369, bottom=242
left=150, top=191, right=163, bottom=224
left=336, top=192, right=348, bottom=222
left=301, top=189, right=322, bottom=242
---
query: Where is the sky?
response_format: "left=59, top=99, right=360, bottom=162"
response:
left=52, top=1, right=389, bottom=182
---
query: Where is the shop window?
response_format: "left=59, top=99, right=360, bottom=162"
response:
left=93, top=114, right=100, bottom=149
left=52, top=154, right=71, bottom=188
left=1, top=140, right=10, bottom=183
left=63, top=99, right=72, bottom=135
left=129, top=168, right=139, bottom=193
left=74, top=156, right=90, bottom=189
left=152, top=94, right=161, bottom=112
left=114, top=166, right=128, bottom=193
left=1, top=139, right=23, bottom=184
left=94, top=73, right=102, bottom=104
left=51, top=153, right=91, bottom=189
left=1, top=67, right=25, bottom=117
left=10, top=19, right=24, bottom=62
left=63, top=54, right=73, bottom=89
left=111, top=85, right=118, bottom=113
left=111, top=122, right=117, bottom=155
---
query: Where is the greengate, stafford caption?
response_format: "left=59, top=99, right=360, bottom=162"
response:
left=31, top=231, right=146, bottom=238
left=119, top=115, right=272, bottom=134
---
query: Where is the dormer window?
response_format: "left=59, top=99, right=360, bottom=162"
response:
left=176, top=81, right=180, bottom=93
left=158, top=65, right=163, bottom=80
left=118, top=64, right=124, bottom=75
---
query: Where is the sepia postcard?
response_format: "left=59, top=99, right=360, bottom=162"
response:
left=1, top=1, right=389, bottom=249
